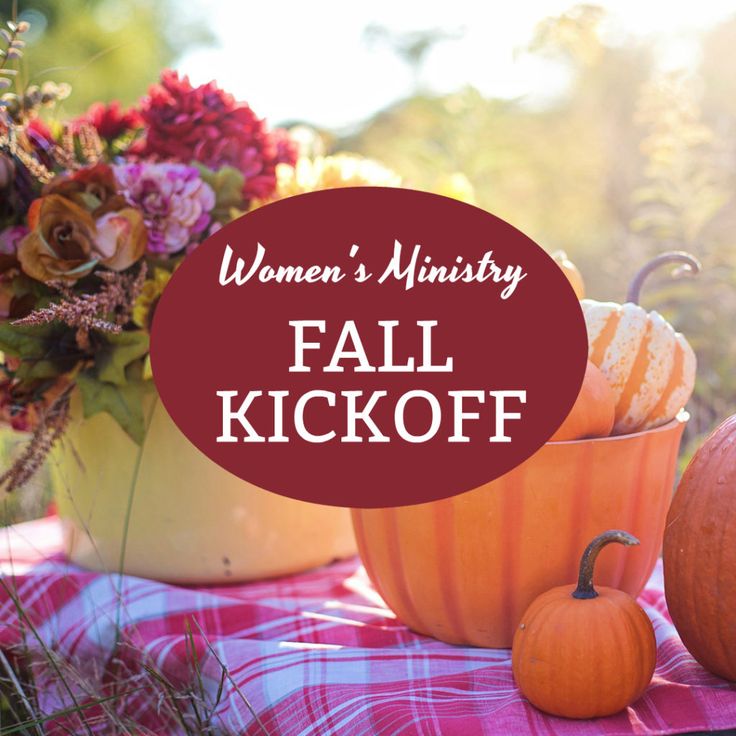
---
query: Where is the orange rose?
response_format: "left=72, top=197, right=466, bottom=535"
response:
left=43, top=163, right=126, bottom=216
left=94, top=209, right=148, bottom=271
left=18, top=194, right=147, bottom=283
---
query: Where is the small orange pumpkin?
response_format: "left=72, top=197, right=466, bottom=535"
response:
left=550, top=360, right=615, bottom=441
left=552, top=250, right=585, bottom=299
left=512, top=530, right=656, bottom=719
left=582, top=251, right=699, bottom=435
left=663, top=414, right=736, bottom=681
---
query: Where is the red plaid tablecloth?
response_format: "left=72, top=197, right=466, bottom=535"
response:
left=0, top=516, right=735, bottom=735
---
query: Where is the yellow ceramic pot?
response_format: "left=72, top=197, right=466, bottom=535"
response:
left=52, top=393, right=356, bottom=583
left=352, top=415, right=686, bottom=648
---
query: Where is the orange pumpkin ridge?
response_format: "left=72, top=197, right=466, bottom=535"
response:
left=609, top=434, right=649, bottom=589
left=351, top=509, right=379, bottom=592
left=382, top=507, right=432, bottom=635
left=663, top=414, right=736, bottom=681
left=499, top=464, right=527, bottom=643
left=564, top=441, right=594, bottom=583
left=432, top=499, right=470, bottom=643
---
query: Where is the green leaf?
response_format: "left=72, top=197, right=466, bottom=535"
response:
left=0, top=322, right=83, bottom=380
left=96, top=331, right=150, bottom=386
left=77, top=192, right=102, bottom=212
left=15, top=355, right=61, bottom=381
left=0, top=322, right=71, bottom=378
left=76, top=370, right=152, bottom=445
left=10, top=273, right=53, bottom=300
left=0, top=322, right=52, bottom=358
left=193, top=163, right=246, bottom=222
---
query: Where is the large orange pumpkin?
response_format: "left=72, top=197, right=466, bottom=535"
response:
left=550, top=360, right=615, bottom=441
left=582, top=252, right=699, bottom=435
left=512, top=530, right=656, bottom=719
left=663, top=414, right=736, bottom=681
left=352, top=415, right=686, bottom=648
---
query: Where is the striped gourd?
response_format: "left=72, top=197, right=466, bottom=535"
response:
left=581, top=252, right=699, bottom=435
left=581, top=300, right=695, bottom=434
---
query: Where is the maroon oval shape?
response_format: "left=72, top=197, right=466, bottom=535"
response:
left=150, top=187, right=587, bottom=507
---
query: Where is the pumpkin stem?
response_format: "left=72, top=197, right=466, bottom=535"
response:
left=572, top=530, right=640, bottom=600
left=626, top=251, right=701, bottom=305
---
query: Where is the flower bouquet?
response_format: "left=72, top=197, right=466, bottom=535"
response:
left=0, top=19, right=399, bottom=581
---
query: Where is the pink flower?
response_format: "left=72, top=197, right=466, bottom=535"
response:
left=114, top=162, right=215, bottom=255
left=137, top=70, right=296, bottom=205
left=0, top=226, right=28, bottom=255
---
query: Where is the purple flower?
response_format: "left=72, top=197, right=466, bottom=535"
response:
left=113, top=163, right=215, bottom=255
left=0, top=226, right=29, bottom=255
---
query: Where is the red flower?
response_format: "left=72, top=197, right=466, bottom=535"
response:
left=22, top=119, right=56, bottom=171
left=25, top=118, right=54, bottom=148
left=137, top=70, right=296, bottom=204
left=272, top=127, right=299, bottom=167
left=0, top=118, right=53, bottom=147
left=77, top=101, right=142, bottom=142
left=0, top=376, right=71, bottom=433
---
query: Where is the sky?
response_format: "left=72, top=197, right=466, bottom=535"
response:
left=177, top=0, right=735, bottom=130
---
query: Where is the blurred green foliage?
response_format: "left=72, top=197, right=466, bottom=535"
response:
left=342, top=5, right=736, bottom=455
left=0, top=0, right=213, bottom=114
left=0, top=426, right=51, bottom=523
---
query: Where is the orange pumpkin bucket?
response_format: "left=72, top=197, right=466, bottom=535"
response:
left=351, top=414, right=686, bottom=648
